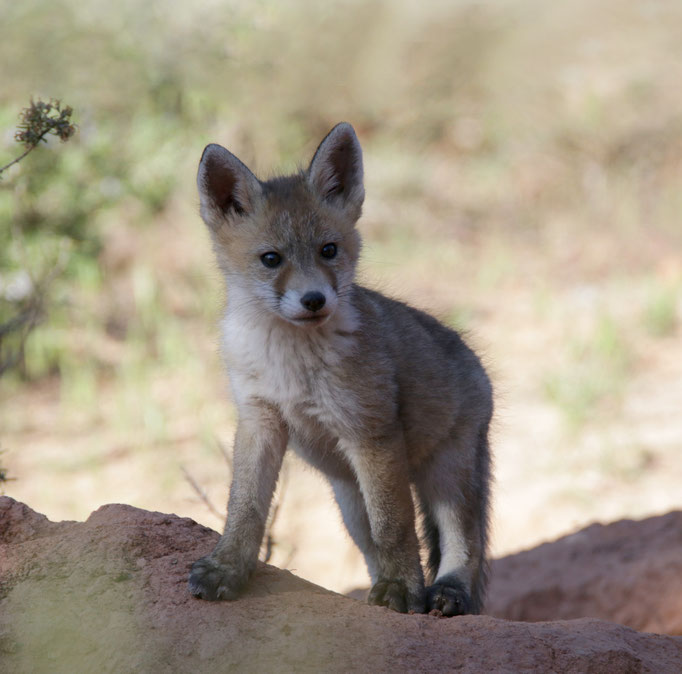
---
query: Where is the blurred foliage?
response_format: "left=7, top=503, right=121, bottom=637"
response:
left=544, top=315, right=633, bottom=429
left=0, top=99, right=77, bottom=377
left=0, top=448, right=13, bottom=492
left=642, top=282, right=679, bottom=338
left=0, top=0, right=680, bottom=423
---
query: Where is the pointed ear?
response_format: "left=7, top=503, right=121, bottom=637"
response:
left=197, top=144, right=262, bottom=231
left=307, top=122, right=364, bottom=220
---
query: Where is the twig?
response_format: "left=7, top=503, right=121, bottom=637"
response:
left=0, top=131, right=49, bottom=175
left=181, top=465, right=223, bottom=520
left=216, top=437, right=233, bottom=470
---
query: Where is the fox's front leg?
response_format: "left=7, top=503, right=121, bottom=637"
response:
left=189, top=400, right=287, bottom=601
left=345, top=436, right=426, bottom=614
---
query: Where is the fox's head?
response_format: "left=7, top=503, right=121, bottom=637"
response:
left=197, top=123, right=364, bottom=328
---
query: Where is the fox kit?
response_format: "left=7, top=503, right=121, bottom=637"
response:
left=188, top=123, right=493, bottom=615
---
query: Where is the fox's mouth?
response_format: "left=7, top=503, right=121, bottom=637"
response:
left=289, top=312, right=331, bottom=326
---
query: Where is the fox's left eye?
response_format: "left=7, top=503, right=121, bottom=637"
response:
left=320, top=243, right=337, bottom=259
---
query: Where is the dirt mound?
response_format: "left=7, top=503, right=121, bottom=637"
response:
left=1, top=497, right=681, bottom=673
left=487, top=511, right=682, bottom=635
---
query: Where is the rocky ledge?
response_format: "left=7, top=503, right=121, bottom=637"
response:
left=1, top=497, right=680, bottom=672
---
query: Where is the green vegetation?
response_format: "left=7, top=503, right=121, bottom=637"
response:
left=544, top=315, right=633, bottom=429
left=0, top=99, right=77, bottom=376
left=0, top=449, right=10, bottom=493
left=642, top=282, right=679, bottom=338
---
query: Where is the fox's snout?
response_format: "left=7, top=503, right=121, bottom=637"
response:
left=279, top=284, right=337, bottom=326
left=300, top=291, right=326, bottom=313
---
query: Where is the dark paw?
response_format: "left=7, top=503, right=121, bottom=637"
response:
left=426, top=577, right=473, bottom=616
left=368, top=579, right=426, bottom=614
left=188, top=555, right=246, bottom=601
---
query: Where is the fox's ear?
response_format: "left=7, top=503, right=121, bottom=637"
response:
left=197, top=144, right=262, bottom=230
left=307, top=122, right=364, bottom=220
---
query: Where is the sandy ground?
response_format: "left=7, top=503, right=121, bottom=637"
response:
left=4, top=498, right=681, bottom=672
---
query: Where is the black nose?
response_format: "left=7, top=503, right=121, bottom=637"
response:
left=300, top=291, right=326, bottom=312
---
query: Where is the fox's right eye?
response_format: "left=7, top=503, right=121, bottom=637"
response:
left=260, top=251, right=282, bottom=268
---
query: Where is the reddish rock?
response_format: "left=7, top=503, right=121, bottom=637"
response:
left=487, top=511, right=682, bottom=635
left=1, top=497, right=681, bottom=672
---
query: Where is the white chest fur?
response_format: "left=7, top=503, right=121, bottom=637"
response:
left=220, top=301, right=361, bottom=434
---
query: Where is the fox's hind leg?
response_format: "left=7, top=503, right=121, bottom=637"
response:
left=416, top=424, right=491, bottom=615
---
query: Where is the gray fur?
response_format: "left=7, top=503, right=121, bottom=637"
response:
left=188, top=123, right=493, bottom=616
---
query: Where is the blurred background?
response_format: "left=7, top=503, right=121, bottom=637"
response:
left=1, top=0, right=681, bottom=594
